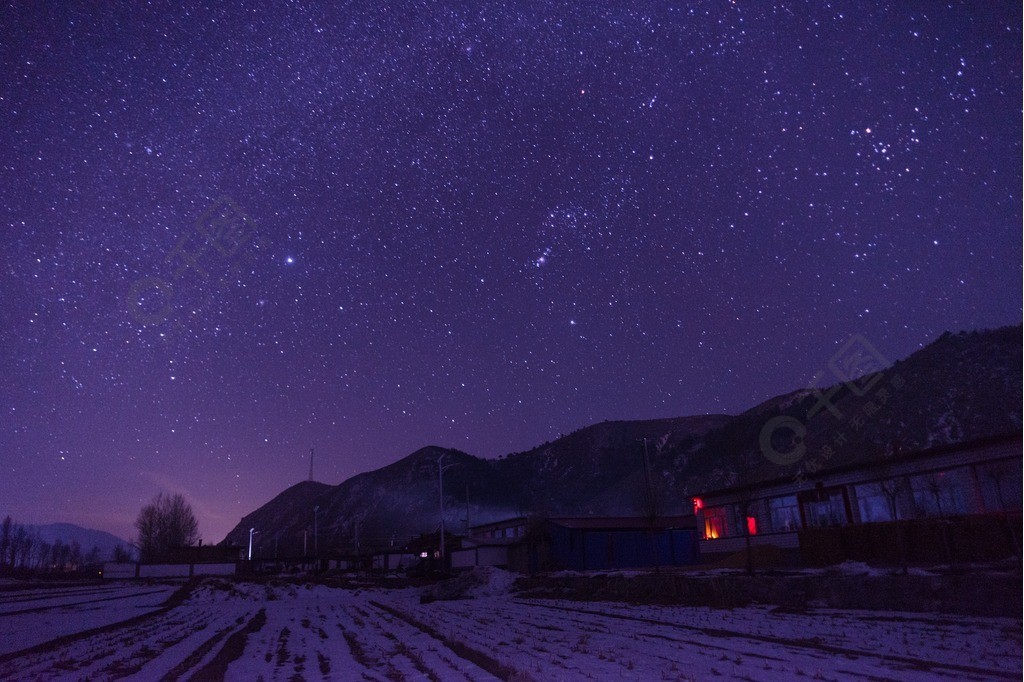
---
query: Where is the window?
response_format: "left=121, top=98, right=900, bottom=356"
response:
left=977, top=461, right=1022, bottom=513
left=703, top=507, right=728, bottom=539
left=802, top=488, right=846, bottom=527
left=910, top=470, right=971, bottom=517
left=767, top=495, right=801, bottom=532
left=854, top=483, right=898, bottom=522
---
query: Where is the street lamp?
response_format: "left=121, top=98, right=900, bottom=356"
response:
left=248, top=528, right=259, bottom=561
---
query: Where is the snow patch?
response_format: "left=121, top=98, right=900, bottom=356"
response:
left=421, top=566, right=518, bottom=601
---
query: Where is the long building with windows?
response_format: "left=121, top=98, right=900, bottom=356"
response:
left=693, top=433, right=1021, bottom=564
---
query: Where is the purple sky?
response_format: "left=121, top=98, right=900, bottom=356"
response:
left=2, top=2, right=1020, bottom=543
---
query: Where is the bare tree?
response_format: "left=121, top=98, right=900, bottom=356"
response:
left=10, top=526, right=30, bottom=569
left=879, top=478, right=903, bottom=521
left=135, top=493, right=200, bottom=562
left=52, top=540, right=69, bottom=571
left=34, top=541, right=52, bottom=571
left=0, top=516, right=11, bottom=568
left=980, top=462, right=1012, bottom=512
left=922, top=474, right=946, bottom=517
left=69, top=540, right=82, bottom=570
left=113, top=544, right=133, bottom=563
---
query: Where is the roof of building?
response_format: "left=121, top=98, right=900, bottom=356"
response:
left=546, top=515, right=697, bottom=531
left=694, top=432, right=1022, bottom=502
left=468, top=516, right=529, bottom=533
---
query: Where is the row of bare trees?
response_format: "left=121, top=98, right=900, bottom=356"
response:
left=0, top=493, right=200, bottom=575
left=0, top=516, right=131, bottom=574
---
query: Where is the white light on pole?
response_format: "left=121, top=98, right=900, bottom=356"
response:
left=248, top=528, right=259, bottom=561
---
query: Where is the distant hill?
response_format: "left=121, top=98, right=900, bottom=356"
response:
left=26, top=523, right=133, bottom=561
left=664, top=325, right=1023, bottom=495
left=223, top=325, right=1022, bottom=554
left=498, top=415, right=731, bottom=515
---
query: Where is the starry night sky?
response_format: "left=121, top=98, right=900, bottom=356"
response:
left=2, top=2, right=1020, bottom=543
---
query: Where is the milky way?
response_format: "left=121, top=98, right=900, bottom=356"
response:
left=1, top=2, right=1020, bottom=541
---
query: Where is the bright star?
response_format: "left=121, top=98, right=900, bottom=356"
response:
left=285, top=256, right=295, bottom=265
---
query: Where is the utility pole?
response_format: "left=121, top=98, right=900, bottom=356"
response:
left=437, top=454, right=456, bottom=570
left=313, top=505, right=320, bottom=559
left=641, top=437, right=661, bottom=572
left=465, top=483, right=471, bottom=534
left=303, top=530, right=308, bottom=557
left=641, top=437, right=656, bottom=519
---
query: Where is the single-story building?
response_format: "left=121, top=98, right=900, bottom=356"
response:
left=519, top=516, right=700, bottom=572
left=453, top=515, right=701, bottom=573
left=371, top=551, right=417, bottom=572
left=450, top=517, right=528, bottom=570
left=694, top=433, right=1022, bottom=565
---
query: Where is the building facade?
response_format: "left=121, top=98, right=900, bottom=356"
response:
left=694, top=434, right=1022, bottom=563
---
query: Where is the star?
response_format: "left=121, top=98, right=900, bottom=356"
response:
left=0, top=0, right=1017, bottom=546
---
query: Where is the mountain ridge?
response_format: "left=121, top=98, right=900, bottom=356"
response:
left=223, top=325, right=1022, bottom=553
left=25, top=523, right=132, bottom=561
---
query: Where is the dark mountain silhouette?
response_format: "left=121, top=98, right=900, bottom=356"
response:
left=27, top=523, right=132, bottom=561
left=500, top=415, right=731, bottom=515
left=667, top=325, right=1023, bottom=495
left=223, top=325, right=1022, bottom=553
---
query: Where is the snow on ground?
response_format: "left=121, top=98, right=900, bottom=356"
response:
left=379, top=592, right=1020, bottom=681
left=0, top=582, right=179, bottom=656
left=0, top=578, right=1019, bottom=681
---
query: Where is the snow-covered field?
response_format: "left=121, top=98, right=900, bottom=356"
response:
left=0, top=574, right=1019, bottom=681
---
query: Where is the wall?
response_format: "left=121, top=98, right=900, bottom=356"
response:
left=101, top=562, right=138, bottom=579
left=548, top=526, right=699, bottom=571
left=138, top=563, right=191, bottom=578
left=104, top=562, right=237, bottom=578
left=451, top=545, right=509, bottom=569
left=798, top=513, right=1022, bottom=566
left=192, top=563, right=237, bottom=576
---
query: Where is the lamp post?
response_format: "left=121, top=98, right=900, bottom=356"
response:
left=248, top=528, right=259, bottom=561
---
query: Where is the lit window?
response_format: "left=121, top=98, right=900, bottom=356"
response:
left=703, top=507, right=728, bottom=539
